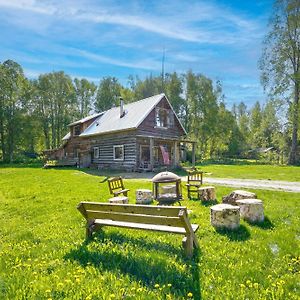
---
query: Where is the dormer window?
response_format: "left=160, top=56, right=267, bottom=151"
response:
left=155, top=107, right=174, bottom=128
left=73, top=125, right=81, bottom=136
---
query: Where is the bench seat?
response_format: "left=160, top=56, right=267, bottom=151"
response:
left=94, top=219, right=199, bottom=234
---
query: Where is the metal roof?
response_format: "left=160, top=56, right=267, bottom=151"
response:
left=62, top=132, right=71, bottom=141
left=68, top=112, right=104, bottom=126
left=80, top=93, right=166, bottom=137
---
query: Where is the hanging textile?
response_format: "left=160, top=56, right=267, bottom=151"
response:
left=159, top=145, right=170, bottom=165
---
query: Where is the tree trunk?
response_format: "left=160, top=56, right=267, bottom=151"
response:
left=288, top=81, right=299, bottom=165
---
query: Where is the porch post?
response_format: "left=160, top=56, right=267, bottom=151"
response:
left=192, top=142, right=196, bottom=167
left=174, top=141, right=178, bottom=167
left=150, top=138, right=154, bottom=170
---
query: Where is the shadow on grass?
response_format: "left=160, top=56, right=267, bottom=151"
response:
left=65, top=231, right=202, bottom=299
left=215, top=224, right=251, bottom=241
left=246, top=216, right=275, bottom=230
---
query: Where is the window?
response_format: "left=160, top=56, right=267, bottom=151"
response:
left=113, top=145, right=124, bottom=161
left=74, top=148, right=79, bottom=158
left=93, top=147, right=99, bottom=159
left=73, top=125, right=81, bottom=136
left=155, top=107, right=174, bottom=128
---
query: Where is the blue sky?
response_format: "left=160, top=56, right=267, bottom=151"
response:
left=0, top=0, right=273, bottom=107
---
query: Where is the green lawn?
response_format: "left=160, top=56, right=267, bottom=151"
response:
left=0, top=166, right=299, bottom=299
left=195, top=163, right=300, bottom=181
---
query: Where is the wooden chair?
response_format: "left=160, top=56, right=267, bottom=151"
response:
left=77, top=202, right=199, bottom=257
left=107, top=176, right=129, bottom=197
left=186, top=169, right=203, bottom=200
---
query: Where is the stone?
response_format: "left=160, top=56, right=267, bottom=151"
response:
left=198, top=186, right=216, bottom=201
left=210, top=204, right=240, bottom=230
left=236, top=199, right=264, bottom=223
left=135, top=189, right=153, bottom=204
left=109, top=196, right=129, bottom=204
left=222, top=190, right=257, bottom=205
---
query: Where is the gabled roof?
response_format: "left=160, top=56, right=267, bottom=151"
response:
left=68, top=112, right=104, bottom=126
left=80, top=93, right=184, bottom=137
left=63, top=93, right=186, bottom=138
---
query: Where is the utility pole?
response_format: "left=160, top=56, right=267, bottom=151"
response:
left=161, top=47, right=165, bottom=93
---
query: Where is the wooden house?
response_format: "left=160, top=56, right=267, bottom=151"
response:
left=46, top=93, right=195, bottom=171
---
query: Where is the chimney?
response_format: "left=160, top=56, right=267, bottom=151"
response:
left=120, top=97, right=125, bottom=118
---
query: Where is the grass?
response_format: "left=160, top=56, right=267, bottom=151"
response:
left=0, top=166, right=299, bottom=299
left=193, top=163, right=300, bottom=181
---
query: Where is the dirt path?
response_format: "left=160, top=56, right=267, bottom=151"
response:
left=118, top=172, right=300, bottom=193
left=202, top=177, right=300, bottom=193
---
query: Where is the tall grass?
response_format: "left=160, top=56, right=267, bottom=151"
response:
left=0, top=166, right=299, bottom=299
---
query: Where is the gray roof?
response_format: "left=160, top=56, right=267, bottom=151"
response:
left=62, top=132, right=71, bottom=141
left=80, top=93, right=175, bottom=137
left=68, top=112, right=104, bottom=126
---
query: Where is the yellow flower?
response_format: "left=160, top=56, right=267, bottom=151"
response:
left=187, top=292, right=193, bottom=298
left=45, top=289, right=51, bottom=293
left=137, top=288, right=143, bottom=292
left=240, top=284, right=246, bottom=289
left=167, top=283, right=172, bottom=288
left=253, top=283, right=259, bottom=289
left=110, top=294, right=116, bottom=299
left=154, top=283, right=160, bottom=288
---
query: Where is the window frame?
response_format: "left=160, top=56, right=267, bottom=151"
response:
left=73, top=125, right=81, bottom=136
left=113, top=145, right=124, bottom=161
left=93, top=147, right=99, bottom=159
left=155, top=107, right=170, bottom=128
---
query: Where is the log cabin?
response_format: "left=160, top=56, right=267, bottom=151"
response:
left=45, top=93, right=195, bottom=171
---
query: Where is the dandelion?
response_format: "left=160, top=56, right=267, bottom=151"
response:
left=137, top=288, right=143, bottom=292
left=187, top=292, right=193, bottom=298
left=154, top=283, right=160, bottom=288
left=240, top=284, right=246, bottom=289
left=167, top=283, right=172, bottom=288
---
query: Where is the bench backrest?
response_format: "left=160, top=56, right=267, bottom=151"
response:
left=187, top=170, right=203, bottom=185
left=107, top=177, right=125, bottom=194
left=77, top=202, right=190, bottom=229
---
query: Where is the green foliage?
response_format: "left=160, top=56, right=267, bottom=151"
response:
left=0, top=166, right=299, bottom=299
left=95, top=77, right=122, bottom=112
left=260, top=0, right=300, bottom=164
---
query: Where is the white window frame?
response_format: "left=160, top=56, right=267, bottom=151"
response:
left=93, top=147, right=99, bottom=159
left=113, top=145, right=124, bottom=161
left=155, top=107, right=169, bottom=128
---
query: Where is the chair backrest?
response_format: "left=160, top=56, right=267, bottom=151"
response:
left=107, top=176, right=125, bottom=194
left=187, top=170, right=203, bottom=184
left=77, top=202, right=189, bottom=228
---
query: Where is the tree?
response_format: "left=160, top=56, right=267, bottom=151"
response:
left=249, top=101, right=263, bottom=147
left=260, top=0, right=300, bottom=164
left=34, top=72, right=76, bottom=149
left=0, top=60, right=27, bottom=162
left=95, top=77, right=122, bottom=112
left=74, top=78, right=96, bottom=118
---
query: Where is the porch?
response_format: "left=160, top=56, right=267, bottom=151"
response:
left=136, top=135, right=196, bottom=171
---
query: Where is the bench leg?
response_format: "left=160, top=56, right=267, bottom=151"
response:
left=182, top=235, right=193, bottom=258
left=86, top=220, right=95, bottom=239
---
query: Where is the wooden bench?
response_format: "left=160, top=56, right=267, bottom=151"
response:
left=77, top=202, right=199, bottom=257
left=107, top=176, right=130, bottom=197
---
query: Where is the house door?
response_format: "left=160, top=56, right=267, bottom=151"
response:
left=81, top=153, right=91, bottom=168
left=140, top=145, right=150, bottom=169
